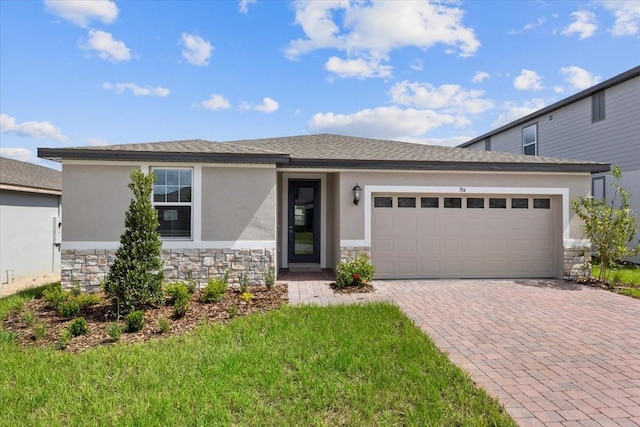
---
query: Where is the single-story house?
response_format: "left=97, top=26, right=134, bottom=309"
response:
left=38, top=134, right=608, bottom=291
left=0, top=156, right=62, bottom=286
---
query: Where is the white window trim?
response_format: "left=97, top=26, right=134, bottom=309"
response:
left=340, top=185, right=577, bottom=248
left=150, top=166, right=196, bottom=240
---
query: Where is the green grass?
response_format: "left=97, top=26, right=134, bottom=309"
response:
left=592, top=265, right=640, bottom=298
left=0, top=294, right=514, bottom=426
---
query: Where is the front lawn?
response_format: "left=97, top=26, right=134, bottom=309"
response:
left=592, top=264, right=640, bottom=298
left=0, top=290, right=515, bottom=426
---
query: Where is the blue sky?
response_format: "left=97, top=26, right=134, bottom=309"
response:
left=1, top=0, right=639, bottom=169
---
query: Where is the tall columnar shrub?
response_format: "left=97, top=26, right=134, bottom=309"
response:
left=104, top=170, right=164, bottom=310
left=572, top=166, right=639, bottom=281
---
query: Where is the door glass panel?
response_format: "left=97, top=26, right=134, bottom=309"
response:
left=294, top=186, right=315, bottom=255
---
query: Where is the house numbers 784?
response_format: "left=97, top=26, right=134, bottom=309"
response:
left=459, top=187, right=467, bottom=193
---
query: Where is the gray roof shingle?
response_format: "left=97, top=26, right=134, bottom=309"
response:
left=38, top=134, right=609, bottom=173
left=0, top=157, right=61, bottom=193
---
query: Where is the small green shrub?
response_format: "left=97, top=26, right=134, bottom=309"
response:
left=125, top=310, right=145, bottom=332
left=228, top=304, right=237, bottom=318
left=33, top=323, right=47, bottom=341
left=21, top=310, right=36, bottom=327
left=75, top=293, right=102, bottom=310
left=0, top=330, right=17, bottom=344
left=335, top=255, right=376, bottom=289
left=185, top=270, right=198, bottom=294
left=58, top=299, right=80, bottom=320
left=201, top=278, right=227, bottom=303
left=42, top=282, right=68, bottom=309
left=239, top=271, right=249, bottom=293
left=68, top=317, right=88, bottom=337
left=158, top=318, right=170, bottom=334
left=106, top=323, right=123, bottom=341
left=241, top=292, right=253, bottom=303
left=223, top=269, right=230, bottom=284
left=173, top=299, right=188, bottom=318
left=57, top=329, right=72, bottom=349
left=265, top=268, right=275, bottom=290
left=165, top=282, right=190, bottom=318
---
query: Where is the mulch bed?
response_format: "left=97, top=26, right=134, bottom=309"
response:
left=573, top=275, right=638, bottom=294
left=3, top=285, right=288, bottom=352
left=329, top=282, right=375, bottom=294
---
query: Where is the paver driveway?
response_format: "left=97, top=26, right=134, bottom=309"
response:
left=287, top=278, right=640, bottom=427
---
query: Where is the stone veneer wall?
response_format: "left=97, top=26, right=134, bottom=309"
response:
left=563, top=245, right=591, bottom=280
left=61, top=248, right=275, bottom=292
left=340, top=246, right=371, bottom=263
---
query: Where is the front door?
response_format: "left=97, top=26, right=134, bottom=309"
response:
left=288, top=180, right=320, bottom=264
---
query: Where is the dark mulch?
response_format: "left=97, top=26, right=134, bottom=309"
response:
left=329, top=282, right=375, bottom=294
left=3, top=285, right=288, bottom=352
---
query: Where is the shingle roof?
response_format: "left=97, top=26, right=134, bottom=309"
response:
left=38, top=134, right=609, bottom=173
left=0, top=156, right=61, bottom=193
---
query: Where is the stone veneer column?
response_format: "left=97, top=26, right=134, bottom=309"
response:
left=61, top=248, right=275, bottom=292
left=339, top=246, right=371, bottom=263
left=563, top=244, right=591, bottom=280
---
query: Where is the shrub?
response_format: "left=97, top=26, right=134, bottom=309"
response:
left=33, top=323, right=47, bottom=341
left=201, top=278, right=227, bottom=303
left=165, top=282, right=190, bottom=318
left=173, top=298, right=189, bottom=318
left=265, top=267, right=275, bottom=290
left=241, top=292, right=253, bottom=303
left=57, top=329, right=72, bottom=349
left=68, top=317, right=88, bottom=337
left=75, top=293, right=102, bottom=310
left=125, top=310, right=145, bottom=332
left=58, top=299, right=80, bottom=320
left=158, top=318, right=170, bottom=334
left=106, top=323, right=123, bottom=341
left=42, top=282, right=68, bottom=309
left=104, top=170, right=164, bottom=310
left=335, top=255, right=376, bottom=289
left=239, top=271, right=249, bottom=293
left=21, top=310, right=36, bottom=327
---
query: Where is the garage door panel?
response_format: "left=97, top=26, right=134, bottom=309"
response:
left=372, top=194, right=557, bottom=279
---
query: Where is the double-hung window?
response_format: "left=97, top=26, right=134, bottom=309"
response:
left=592, top=91, right=605, bottom=122
left=152, top=168, right=192, bottom=238
left=522, top=123, right=537, bottom=156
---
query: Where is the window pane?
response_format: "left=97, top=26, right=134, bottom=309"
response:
left=489, top=198, right=506, bottom=208
left=166, top=170, right=179, bottom=186
left=398, top=197, right=416, bottom=208
left=421, top=197, right=439, bottom=208
left=467, top=198, right=484, bottom=208
left=179, top=185, right=192, bottom=203
left=166, top=186, right=179, bottom=202
left=153, top=185, right=166, bottom=203
left=523, top=126, right=536, bottom=144
left=156, top=206, right=191, bottom=238
left=512, top=198, right=529, bottom=209
left=153, top=169, right=166, bottom=185
left=523, top=144, right=536, bottom=156
left=444, top=197, right=462, bottom=208
left=533, top=198, right=551, bottom=209
left=374, top=197, right=392, bottom=208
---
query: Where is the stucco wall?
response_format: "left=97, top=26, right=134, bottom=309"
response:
left=337, top=171, right=591, bottom=241
left=62, top=164, right=138, bottom=242
left=0, top=190, right=61, bottom=282
left=201, top=166, right=276, bottom=241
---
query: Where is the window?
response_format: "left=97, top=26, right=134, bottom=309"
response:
left=444, top=197, right=462, bottom=208
left=485, top=137, right=491, bottom=151
left=467, top=198, right=484, bottom=208
left=421, top=197, right=439, bottom=208
left=592, top=91, right=605, bottom=122
left=533, top=198, right=551, bottom=209
left=398, top=197, right=416, bottom=208
left=152, top=168, right=192, bottom=238
left=489, top=198, right=507, bottom=209
left=374, top=197, right=393, bottom=208
left=522, top=124, right=537, bottom=156
left=592, top=176, right=606, bottom=202
left=511, top=198, right=529, bottom=209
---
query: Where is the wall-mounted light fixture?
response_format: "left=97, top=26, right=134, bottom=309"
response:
left=352, top=183, right=362, bottom=206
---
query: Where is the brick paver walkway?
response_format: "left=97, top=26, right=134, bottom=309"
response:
left=285, top=277, right=640, bottom=427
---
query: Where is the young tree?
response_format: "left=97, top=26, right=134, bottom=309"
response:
left=104, top=170, right=164, bottom=309
left=572, top=166, right=639, bottom=282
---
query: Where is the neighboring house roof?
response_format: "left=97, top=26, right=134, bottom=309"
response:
left=38, top=134, right=609, bottom=173
left=0, top=156, right=61, bottom=195
left=459, top=65, right=640, bottom=148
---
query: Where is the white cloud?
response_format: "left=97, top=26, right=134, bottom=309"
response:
left=492, top=98, right=546, bottom=128
left=389, top=81, right=494, bottom=115
left=472, top=71, right=490, bottom=83
left=181, top=33, right=213, bottom=66
left=86, top=137, right=109, bottom=146
left=102, top=82, right=170, bottom=97
left=44, top=0, right=118, bottom=27
left=239, top=0, right=256, bottom=14
left=514, top=69, right=544, bottom=91
left=200, top=94, right=231, bottom=111
left=600, top=0, right=640, bottom=36
left=562, top=11, right=597, bottom=39
left=254, top=97, right=279, bottom=113
left=309, top=106, right=462, bottom=139
left=560, top=66, right=602, bottom=89
left=410, top=60, right=424, bottom=71
left=0, top=113, right=68, bottom=142
left=325, top=56, right=392, bottom=79
left=285, top=1, right=479, bottom=78
left=0, top=147, right=35, bottom=162
left=81, top=30, right=131, bottom=62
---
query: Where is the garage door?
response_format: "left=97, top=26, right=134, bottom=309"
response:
left=372, top=194, right=557, bottom=279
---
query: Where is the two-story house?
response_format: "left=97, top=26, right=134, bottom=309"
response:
left=459, top=66, right=640, bottom=264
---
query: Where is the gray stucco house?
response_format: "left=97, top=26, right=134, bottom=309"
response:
left=459, top=65, right=640, bottom=264
left=39, top=135, right=608, bottom=291
left=0, top=157, right=62, bottom=286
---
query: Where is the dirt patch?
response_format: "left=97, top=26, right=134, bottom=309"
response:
left=329, top=282, right=375, bottom=294
left=574, top=276, right=639, bottom=296
left=3, top=284, right=288, bottom=352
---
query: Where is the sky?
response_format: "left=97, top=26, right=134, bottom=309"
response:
left=1, top=0, right=639, bottom=170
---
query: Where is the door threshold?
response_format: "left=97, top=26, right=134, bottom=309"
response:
left=288, top=263, right=322, bottom=272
